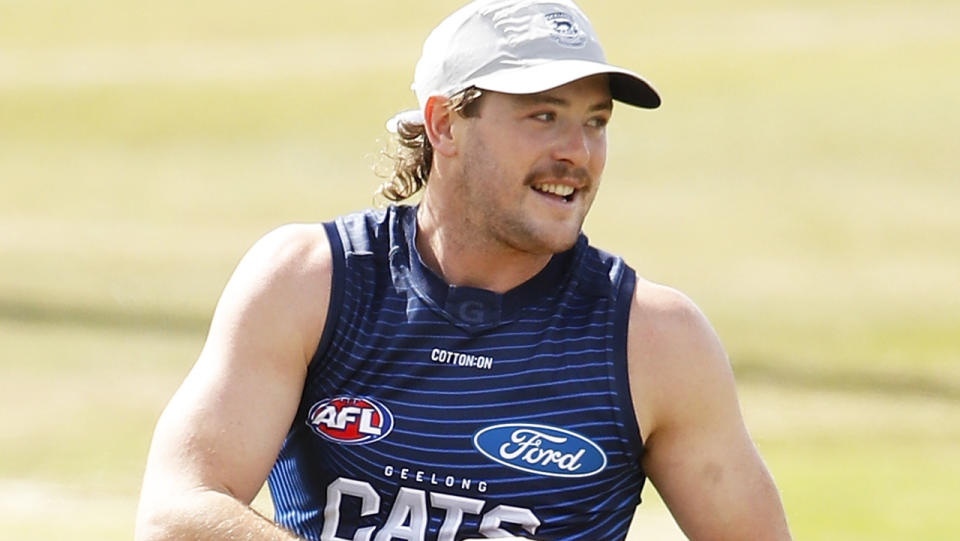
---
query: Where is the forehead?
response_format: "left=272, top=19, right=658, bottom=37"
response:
left=489, top=75, right=613, bottom=110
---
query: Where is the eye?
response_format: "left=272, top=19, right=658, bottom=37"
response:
left=531, top=111, right=556, bottom=122
left=586, top=116, right=609, bottom=129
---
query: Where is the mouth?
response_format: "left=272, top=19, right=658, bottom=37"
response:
left=531, top=182, right=577, bottom=203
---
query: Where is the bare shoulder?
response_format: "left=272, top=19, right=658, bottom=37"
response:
left=626, top=276, right=734, bottom=440
left=238, top=222, right=332, bottom=279
left=628, top=276, right=724, bottom=357
left=208, top=222, right=334, bottom=368
left=229, top=222, right=332, bottom=295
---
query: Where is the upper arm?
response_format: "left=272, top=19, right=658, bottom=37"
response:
left=139, top=223, right=333, bottom=511
left=627, top=281, right=791, bottom=540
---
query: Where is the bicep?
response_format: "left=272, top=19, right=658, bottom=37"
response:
left=145, top=344, right=306, bottom=504
left=140, top=225, right=331, bottom=506
left=642, top=397, right=786, bottom=540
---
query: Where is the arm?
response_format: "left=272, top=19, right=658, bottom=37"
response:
left=135, top=224, right=333, bottom=541
left=627, top=280, right=791, bottom=541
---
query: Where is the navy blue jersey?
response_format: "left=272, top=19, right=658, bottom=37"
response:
left=268, top=205, right=645, bottom=540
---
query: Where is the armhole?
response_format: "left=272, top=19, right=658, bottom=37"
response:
left=308, top=221, right=346, bottom=366
left=612, top=263, right=644, bottom=454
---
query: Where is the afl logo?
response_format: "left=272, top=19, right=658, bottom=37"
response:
left=306, top=396, right=394, bottom=445
left=473, top=423, right=607, bottom=478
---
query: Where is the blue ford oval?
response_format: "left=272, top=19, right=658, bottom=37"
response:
left=473, top=423, right=607, bottom=478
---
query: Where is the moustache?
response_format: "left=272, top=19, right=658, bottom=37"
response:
left=523, top=162, right=592, bottom=187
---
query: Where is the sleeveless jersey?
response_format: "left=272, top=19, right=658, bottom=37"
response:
left=268, top=205, right=646, bottom=540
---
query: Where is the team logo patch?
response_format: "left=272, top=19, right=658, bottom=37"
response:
left=545, top=11, right=587, bottom=48
left=473, top=423, right=607, bottom=478
left=306, top=396, right=394, bottom=445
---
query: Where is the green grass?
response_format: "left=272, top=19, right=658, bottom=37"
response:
left=1, top=0, right=958, bottom=539
left=769, top=437, right=960, bottom=540
left=744, top=383, right=960, bottom=540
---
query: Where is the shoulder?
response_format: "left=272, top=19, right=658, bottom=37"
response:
left=246, top=222, right=331, bottom=266
left=230, top=222, right=333, bottom=293
left=628, top=277, right=718, bottom=347
left=626, top=276, right=734, bottom=440
left=210, top=222, right=334, bottom=366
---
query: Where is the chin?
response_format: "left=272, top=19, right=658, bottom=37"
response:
left=553, top=234, right=580, bottom=253
left=530, top=231, right=580, bottom=255
left=497, top=216, right=582, bottom=256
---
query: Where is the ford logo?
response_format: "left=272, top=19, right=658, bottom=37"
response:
left=473, top=423, right=607, bottom=478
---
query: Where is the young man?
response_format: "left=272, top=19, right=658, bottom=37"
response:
left=135, top=1, right=792, bottom=540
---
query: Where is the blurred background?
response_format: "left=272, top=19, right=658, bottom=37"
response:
left=1, top=1, right=958, bottom=539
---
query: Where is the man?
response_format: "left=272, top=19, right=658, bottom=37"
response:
left=135, top=1, right=792, bottom=540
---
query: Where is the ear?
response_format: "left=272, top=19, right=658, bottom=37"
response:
left=423, top=95, right=457, bottom=157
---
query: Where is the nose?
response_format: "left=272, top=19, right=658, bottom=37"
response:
left=551, top=122, right=592, bottom=168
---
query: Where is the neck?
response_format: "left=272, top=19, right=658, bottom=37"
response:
left=415, top=198, right=553, bottom=294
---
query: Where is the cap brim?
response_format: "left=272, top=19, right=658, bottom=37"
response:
left=468, top=59, right=660, bottom=109
left=386, top=109, right=424, bottom=133
left=388, top=60, right=660, bottom=131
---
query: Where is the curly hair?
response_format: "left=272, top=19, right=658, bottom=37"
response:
left=377, top=87, right=484, bottom=202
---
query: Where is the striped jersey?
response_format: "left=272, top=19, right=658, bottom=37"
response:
left=268, top=205, right=646, bottom=540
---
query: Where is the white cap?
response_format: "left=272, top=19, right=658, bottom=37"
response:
left=388, top=0, right=660, bottom=131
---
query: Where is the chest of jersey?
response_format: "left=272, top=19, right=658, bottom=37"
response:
left=268, top=207, right=644, bottom=541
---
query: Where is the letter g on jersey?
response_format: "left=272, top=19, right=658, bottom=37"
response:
left=473, top=423, right=607, bottom=478
left=307, top=396, right=394, bottom=445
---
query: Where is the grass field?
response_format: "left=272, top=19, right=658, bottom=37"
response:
left=1, top=1, right=958, bottom=539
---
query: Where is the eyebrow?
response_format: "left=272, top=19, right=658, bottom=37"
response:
left=514, top=94, right=613, bottom=112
